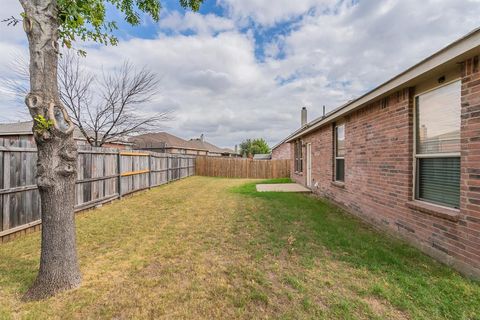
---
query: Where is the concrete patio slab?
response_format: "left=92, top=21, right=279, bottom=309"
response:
left=256, top=183, right=311, bottom=193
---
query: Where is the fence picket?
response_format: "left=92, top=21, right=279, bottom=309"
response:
left=0, top=145, right=195, bottom=240
left=195, top=156, right=290, bottom=179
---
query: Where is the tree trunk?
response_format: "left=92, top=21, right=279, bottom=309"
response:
left=20, top=0, right=81, bottom=300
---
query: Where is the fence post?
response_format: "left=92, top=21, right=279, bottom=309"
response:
left=167, top=154, right=171, bottom=183
left=2, top=150, right=10, bottom=231
left=148, top=153, right=152, bottom=189
left=117, top=150, right=122, bottom=199
left=181, top=156, right=183, bottom=178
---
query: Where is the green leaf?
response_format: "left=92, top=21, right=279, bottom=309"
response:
left=34, top=115, right=54, bottom=134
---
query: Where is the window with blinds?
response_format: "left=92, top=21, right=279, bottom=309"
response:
left=415, top=80, right=461, bottom=208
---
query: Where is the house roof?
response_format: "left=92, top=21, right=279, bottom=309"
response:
left=131, top=132, right=205, bottom=151
left=0, top=120, right=85, bottom=139
left=131, top=132, right=238, bottom=155
left=222, top=147, right=236, bottom=154
left=0, top=120, right=132, bottom=145
left=188, top=138, right=237, bottom=155
left=285, top=27, right=480, bottom=143
left=253, top=153, right=272, bottom=160
left=0, top=121, right=36, bottom=136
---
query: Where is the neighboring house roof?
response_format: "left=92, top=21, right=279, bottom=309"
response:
left=0, top=120, right=84, bottom=139
left=131, top=132, right=208, bottom=151
left=0, top=121, right=33, bottom=135
left=253, top=154, right=272, bottom=160
left=0, top=120, right=132, bottom=145
left=131, top=132, right=238, bottom=155
left=285, top=27, right=480, bottom=143
left=188, top=138, right=237, bottom=155
left=222, top=147, right=236, bottom=154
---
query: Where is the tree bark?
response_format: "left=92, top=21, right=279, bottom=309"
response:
left=20, top=0, right=81, bottom=300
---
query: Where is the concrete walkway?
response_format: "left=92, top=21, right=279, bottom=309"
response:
left=256, top=183, right=311, bottom=193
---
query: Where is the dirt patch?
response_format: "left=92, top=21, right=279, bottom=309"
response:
left=363, top=296, right=410, bottom=320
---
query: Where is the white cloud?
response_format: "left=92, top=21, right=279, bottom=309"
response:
left=160, top=11, right=235, bottom=35
left=217, top=0, right=336, bottom=26
left=1, top=0, right=479, bottom=148
left=266, top=0, right=480, bottom=100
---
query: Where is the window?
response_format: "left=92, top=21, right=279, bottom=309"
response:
left=335, top=124, right=345, bottom=182
left=294, top=140, right=303, bottom=173
left=415, top=80, right=461, bottom=208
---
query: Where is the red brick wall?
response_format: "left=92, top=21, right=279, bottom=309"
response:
left=291, top=57, right=480, bottom=278
left=272, top=142, right=291, bottom=160
left=460, top=56, right=480, bottom=272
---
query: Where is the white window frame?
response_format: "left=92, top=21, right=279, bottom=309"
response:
left=295, top=140, right=303, bottom=173
left=334, top=123, right=345, bottom=182
left=412, top=78, right=461, bottom=208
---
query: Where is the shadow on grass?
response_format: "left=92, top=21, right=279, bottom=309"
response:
left=231, top=179, right=480, bottom=319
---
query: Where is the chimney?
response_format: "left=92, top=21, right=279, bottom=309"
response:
left=234, top=144, right=238, bottom=154
left=200, top=134, right=204, bottom=142
left=301, top=107, right=307, bottom=127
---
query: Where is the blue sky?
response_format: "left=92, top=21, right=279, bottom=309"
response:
left=108, top=0, right=303, bottom=62
left=1, top=0, right=480, bottom=148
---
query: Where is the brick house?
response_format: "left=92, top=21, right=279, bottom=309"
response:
left=271, top=140, right=291, bottom=160
left=283, top=29, right=480, bottom=278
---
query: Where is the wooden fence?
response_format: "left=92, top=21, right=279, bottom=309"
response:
left=0, top=138, right=195, bottom=239
left=195, top=156, right=290, bottom=179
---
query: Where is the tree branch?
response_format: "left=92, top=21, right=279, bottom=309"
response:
left=5, top=49, right=169, bottom=147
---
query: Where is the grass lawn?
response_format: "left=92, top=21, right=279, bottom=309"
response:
left=0, top=176, right=479, bottom=319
